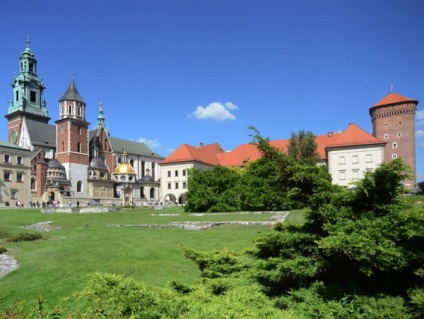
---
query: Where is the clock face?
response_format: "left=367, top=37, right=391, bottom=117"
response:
left=11, top=130, right=17, bottom=144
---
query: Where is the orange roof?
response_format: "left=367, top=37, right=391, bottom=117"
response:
left=326, top=123, right=385, bottom=148
left=371, top=92, right=417, bottom=108
left=160, top=143, right=222, bottom=166
left=161, top=124, right=385, bottom=167
left=216, top=144, right=261, bottom=167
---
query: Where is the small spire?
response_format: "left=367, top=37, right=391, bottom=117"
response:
left=390, top=84, right=394, bottom=93
left=26, top=35, right=30, bottom=48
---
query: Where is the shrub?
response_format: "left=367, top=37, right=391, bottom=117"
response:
left=9, top=232, right=43, bottom=242
left=0, top=246, right=7, bottom=254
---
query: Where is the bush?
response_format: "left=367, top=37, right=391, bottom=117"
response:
left=9, top=232, right=43, bottom=242
left=0, top=246, right=7, bottom=254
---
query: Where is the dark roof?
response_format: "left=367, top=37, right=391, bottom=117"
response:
left=110, top=137, right=164, bottom=159
left=26, top=119, right=56, bottom=148
left=59, top=78, right=85, bottom=103
left=47, top=159, right=65, bottom=169
left=89, top=157, right=108, bottom=169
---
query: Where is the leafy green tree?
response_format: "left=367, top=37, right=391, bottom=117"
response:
left=239, top=157, right=293, bottom=211
left=185, top=165, right=241, bottom=212
left=287, top=130, right=320, bottom=165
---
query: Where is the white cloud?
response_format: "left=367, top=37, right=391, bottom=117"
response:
left=416, top=130, right=424, bottom=138
left=417, top=110, right=424, bottom=126
left=189, top=102, right=239, bottom=121
left=137, top=137, right=160, bottom=150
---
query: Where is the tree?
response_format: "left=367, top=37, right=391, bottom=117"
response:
left=251, top=157, right=424, bottom=317
left=287, top=130, right=320, bottom=165
left=185, top=165, right=242, bottom=212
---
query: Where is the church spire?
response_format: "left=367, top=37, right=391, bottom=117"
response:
left=6, top=38, right=49, bottom=121
left=96, top=97, right=105, bottom=128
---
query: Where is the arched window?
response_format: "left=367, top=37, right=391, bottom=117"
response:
left=68, top=105, right=72, bottom=114
left=77, top=142, right=81, bottom=152
left=149, top=188, right=155, bottom=199
left=62, top=141, right=64, bottom=152
left=77, top=181, right=83, bottom=193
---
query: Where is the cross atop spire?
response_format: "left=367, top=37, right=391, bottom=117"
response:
left=26, top=35, right=30, bottom=48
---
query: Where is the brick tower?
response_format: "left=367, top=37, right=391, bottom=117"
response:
left=55, top=77, right=90, bottom=197
left=5, top=37, right=50, bottom=145
left=369, top=92, right=418, bottom=188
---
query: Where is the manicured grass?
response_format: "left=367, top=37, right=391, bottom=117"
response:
left=285, top=209, right=307, bottom=225
left=0, top=207, right=280, bottom=310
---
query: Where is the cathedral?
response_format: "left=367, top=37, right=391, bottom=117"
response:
left=5, top=39, right=164, bottom=206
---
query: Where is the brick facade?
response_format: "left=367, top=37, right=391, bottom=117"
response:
left=370, top=96, right=418, bottom=188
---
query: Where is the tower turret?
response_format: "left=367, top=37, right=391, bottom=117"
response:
left=6, top=37, right=50, bottom=144
left=55, top=77, right=90, bottom=198
left=369, top=91, right=418, bottom=188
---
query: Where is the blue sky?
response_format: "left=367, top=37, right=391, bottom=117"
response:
left=1, top=1, right=424, bottom=181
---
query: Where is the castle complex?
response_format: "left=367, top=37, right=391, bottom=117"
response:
left=0, top=40, right=419, bottom=207
left=3, top=39, right=164, bottom=206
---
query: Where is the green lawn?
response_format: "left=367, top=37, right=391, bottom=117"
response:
left=0, top=207, right=302, bottom=310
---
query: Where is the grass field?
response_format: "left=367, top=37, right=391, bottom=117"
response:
left=0, top=207, right=303, bottom=310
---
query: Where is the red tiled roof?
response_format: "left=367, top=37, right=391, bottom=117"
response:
left=160, top=143, right=222, bottom=166
left=161, top=124, right=384, bottom=167
left=216, top=144, right=261, bottom=167
left=371, top=92, right=417, bottom=108
left=326, top=123, right=385, bottom=148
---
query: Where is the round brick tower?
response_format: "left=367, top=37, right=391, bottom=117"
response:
left=369, top=92, right=418, bottom=189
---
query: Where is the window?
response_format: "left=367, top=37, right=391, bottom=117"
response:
left=384, top=134, right=388, bottom=139
left=68, top=105, right=72, bottom=114
left=182, top=169, right=186, bottom=176
left=393, top=142, right=398, bottom=149
left=77, top=181, right=83, bottom=193
left=11, top=190, right=16, bottom=199
left=17, top=173, right=23, bottom=182
left=77, top=106, right=81, bottom=116
left=352, top=155, right=359, bottom=164
left=31, top=178, right=36, bottom=190
left=339, top=171, right=346, bottom=180
left=61, top=126, right=64, bottom=135
left=30, top=91, right=36, bottom=103
left=183, top=181, right=187, bottom=189
left=77, top=127, right=81, bottom=135
left=175, top=182, right=179, bottom=189
left=4, top=154, right=10, bottom=163
left=384, top=123, right=388, bottom=127
left=397, top=132, right=402, bottom=137
left=167, top=183, right=171, bottom=190
left=352, top=170, right=359, bottom=181
left=167, top=171, right=171, bottom=177
left=339, top=156, right=345, bottom=165
left=4, top=172, right=11, bottom=181
left=392, top=154, right=398, bottom=159
left=17, top=156, right=22, bottom=164
left=175, top=170, right=178, bottom=177
left=77, top=142, right=81, bottom=152
left=366, top=154, right=373, bottom=163
left=62, top=141, right=65, bottom=152
left=15, top=91, right=19, bottom=101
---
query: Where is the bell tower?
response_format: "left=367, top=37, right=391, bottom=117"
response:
left=5, top=37, right=50, bottom=145
left=55, top=77, right=90, bottom=198
left=369, top=91, right=418, bottom=189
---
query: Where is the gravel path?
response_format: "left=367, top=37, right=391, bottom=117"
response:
left=0, top=254, right=18, bottom=279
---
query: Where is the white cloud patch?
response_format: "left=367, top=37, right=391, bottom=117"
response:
left=189, top=102, right=239, bottom=121
left=137, top=137, right=160, bottom=150
left=417, top=110, right=424, bottom=126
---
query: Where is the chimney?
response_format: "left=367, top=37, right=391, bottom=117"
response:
left=328, top=131, right=333, bottom=137
left=199, top=142, right=203, bottom=148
